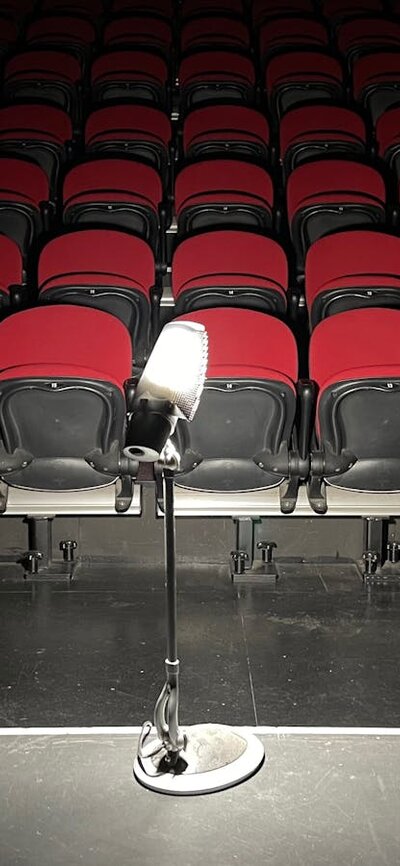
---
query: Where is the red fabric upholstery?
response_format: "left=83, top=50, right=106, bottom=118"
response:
left=63, top=158, right=162, bottom=211
left=174, top=159, right=273, bottom=217
left=323, top=0, right=383, bottom=17
left=260, top=17, right=329, bottom=59
left=104, top=16, right=172, bottom=52
left=0, top=157, right=49, bottom=207
left=376, top=106, right=400, bottom=157
left=177, top=308, right=298, bottom=387
left=305, top=230, right=400, bottom=309
left=183, top=105, right=269, bottom=155
left=38, top=229, right=154, bottom=297
left=179, top=51, right=255, bottom=89
left=26, top=15, right=96, bottom=45
left=85, top=104, right=171, bottom=149
left=337, top=17, right=400, bottom=56
left=5, top=50, right=82, bottom=84
left=0, top=0, right=34, bottom=14
left=0, top=234, right=23, bottom=295
left=279, top=105, right=366, bottom=159
left=181, top=17, right=250, bottom=52
left=91, top=50, right=168, bottom=87
left=0, top=305, right=132, bottom=390
left=111, top=0, right=173, bottom=14
left=0, top=103, right=72, bottom=145
left=172, top=230, right=287, bottom=301
left=182, top=0, right=243, bottom=17
left=353, top=52, right=400, bottom=100
left=41, top=0, right=103, bottom=14
left=266, top=51, right=343, bottom=95
left=286, top=159, right=386, bottom=224
left=310, top=308, right=400, bottom=394
left=253, top=0, right=314, bottom=25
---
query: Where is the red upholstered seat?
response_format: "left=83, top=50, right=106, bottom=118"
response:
left=62, top=158, right=162, bottom=250
left=265, top=51, right=344, bottom=117
left=305, top=229, right=400, bottom=325
left=337, top=17, right=400, bottom=64
left=322, top=0, right=383, bottom=18
left=259, top=16, right=329, bottom=61
left=39, top=228, right=153, bottom=297
left=279, top=104, right=366, bottom=174
left=38, top=228, right=154, bottom=362
left=183, top=105, right=269, bottom=161
left=91, top=50, right=168, bottom=104
left=309, top=308, right=400, bottom=493
left=179, top=308, right=297, bottom=386
left=26, top=15, right=96, bottom=47
left=0, top=234, right=23, bottom=298
left=182, top=0, right=244, bottom=17
left=104, top=16, right=172, bottom=54
left=172, top=229, right=287, bottom=315
left=0, top=305, right=135, bottom=495
left=0, top=305, right=131, bottom=391
left=353, top=52, right=400, bottom=124
left=253, top=0, right=314, bottom=26
left=171, top=308, right=298, bottom=494
left=40, top=0, right=103, bottom=15
left=85, top=104, right=171, bottom=173
left=0, top=104, right=72, bottom=194
left=5, top=50, right=81, bottom=85
left=311, top=308, right=400, bottom=397
left=181, top=16, right=250, bottom=52
left=0, top=157, right=50, bottom=256
left=375, top=105, right=400, bottom=178
left=178, top=51, right=255, bottom=110
left=287, top=159, right=386, bottom=271
left=174, top=159, right=274, bottom=233
left=111, top=0, right=173, bottom=15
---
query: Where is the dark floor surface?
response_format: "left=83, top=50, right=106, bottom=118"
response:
left=2, top=731, right=400, bottom=866
left=1, top=560, right=400, bottom=728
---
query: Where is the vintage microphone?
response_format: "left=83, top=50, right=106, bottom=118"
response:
left=124, top=320, right=264, bottom=795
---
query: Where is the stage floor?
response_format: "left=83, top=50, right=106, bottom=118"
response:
left=1, top=561, right=400, bottom=728
left=1, top=728, right=400, bottom=866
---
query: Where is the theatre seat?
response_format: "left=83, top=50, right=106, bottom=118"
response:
left=62, top=158, right=163, bottom=253
left=0, top=305, right=134, bottom=499
left=353, top=52, right=400, bottom=125
left=25, top=14, right=96, bottom=66
left=287, top=159, right=386, bottom=272
left=111, top=0, right=173, bottom=15
left=259, top=16, right=329, bottom=63
left=0, top=104, right=73, bottom=197
left=322, top=0, right=383, bottom=20
left=0, top=157, right=51, bottom=258
left=0, top=233, right=24, bottom=308
left=91, top=50, right=169, bottom=108
left=38, top=229, right=155, bottom=364
left=85, top=104, right=171, bottom=174
left=40, top=0, right=103, bottom=15
left=266, top=51, right=344, bottom=119
left=4, top=50, right=82, bottom=126
left=103, top=15, right=172, bottom=56
left=182, top=0, right=244, bottom=17
left=172, top=307, right=298, bottom=494
left=337, top=16, right=400, bottom=68
left=305, top=230, right=400, bottom=326
left=174, top=159, right=274, bottom=234
left=180, top=16, right=250, bottom=53
left=310, top=307, right=400, bottom=494
left=253, top=0, right=314, bottom=26
left=375, top=106, right=400, bottom=178
left=178, top=51, right=256, bottom=112
left=279, top=105, right=367, bottom=177
left=182, top=104, right=269, bottom=162
left=171, top=229, right=288, bottom=315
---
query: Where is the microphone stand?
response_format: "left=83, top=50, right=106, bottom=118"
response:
left=133, top=446, right=265, bottom=795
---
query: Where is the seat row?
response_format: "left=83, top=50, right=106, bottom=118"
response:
left=0, top=301, right=397, bottom=516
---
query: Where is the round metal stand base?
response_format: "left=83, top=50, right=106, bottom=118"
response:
left=133, top=723, right=265, bottom=795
